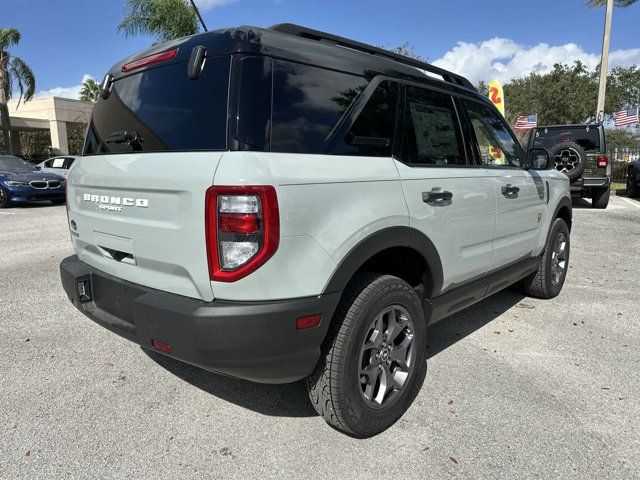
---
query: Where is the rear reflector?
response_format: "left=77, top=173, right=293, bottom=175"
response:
left=597, top=156, right=608, bottom=168
left=122, top=48, right=178, bottom=73
left=151, top=339, right=173, bottom=354
left=296, top=314, right=322, bottom=330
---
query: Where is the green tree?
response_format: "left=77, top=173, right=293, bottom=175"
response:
left=605, top=128, right=640, bottom=150
left=387, top=42, right=426, bottom=62
left=0, top=27, right=36, bottom=155
left=118, top=0, right=200, bottom=44
left=79, top=77, right=100, bottom=102
left=501, top=62, right=640, bottom=125
left=587, top=0, right=637, bottom=6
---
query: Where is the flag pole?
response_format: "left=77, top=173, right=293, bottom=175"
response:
left=596, top=0, right=614, bottom=123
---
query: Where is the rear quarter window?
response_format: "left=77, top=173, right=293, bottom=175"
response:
left=270, top=60, right=368, bottom=154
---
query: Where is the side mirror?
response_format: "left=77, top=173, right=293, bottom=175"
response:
left=529, top=148, right=550, bottom=170
left=34, top=165, right=41, bottom=170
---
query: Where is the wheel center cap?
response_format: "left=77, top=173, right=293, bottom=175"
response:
left=380, top=348, right=390, bottom=362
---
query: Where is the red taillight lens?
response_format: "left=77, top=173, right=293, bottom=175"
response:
left=205, top=186, right=279, bottom=282
left=219, top=214, right=260, bottom=234
left=597, top=156, right=608, bottom=168
left=122, top=48, right=178, bottom=73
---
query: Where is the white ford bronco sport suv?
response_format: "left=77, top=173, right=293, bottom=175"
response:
left=60, top=24, right=572, bottom=437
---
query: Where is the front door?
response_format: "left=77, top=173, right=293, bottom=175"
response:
left=463, top=100, right=546, bottom=269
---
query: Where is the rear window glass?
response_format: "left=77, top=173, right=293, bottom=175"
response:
left=533, top=127, right=601, bottom=152
left=84, top=56, right=230, bottom=155
left=271, top=60, right=367, bottom=154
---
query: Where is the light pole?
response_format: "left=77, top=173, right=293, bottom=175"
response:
left=596, top=0, right=614, bottom=123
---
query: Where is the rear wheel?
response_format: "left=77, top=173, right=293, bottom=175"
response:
left=549, top=142, right=587, bottom=181
left=523, top=218, right=570, bottom=299
left=307, top=273, right=427, bottom=437
left=591, top=187, right=610, bottom=209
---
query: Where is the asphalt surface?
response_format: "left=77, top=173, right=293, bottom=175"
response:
left=1, top=195, right=639, bottom=479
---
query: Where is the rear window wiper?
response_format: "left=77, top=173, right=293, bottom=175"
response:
left=106, top=130, right=144, bottom=151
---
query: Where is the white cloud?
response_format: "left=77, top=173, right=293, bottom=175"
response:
left=194, top=0, right=237, bottom=11
left=34, top=74, right=95, bottom=100
left=432, top=38, right=640, bottom=84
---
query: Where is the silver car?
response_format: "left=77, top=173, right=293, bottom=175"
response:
left=36, top=156, right=78, bottom=177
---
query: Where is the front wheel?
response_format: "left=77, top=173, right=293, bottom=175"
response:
left=523, top=218, right=570, bottom=299
left=628, top=169, right=640, bottom=198
left=0, top=188, right=10, bottom=208
left=307, top=273, right=427, bottom=437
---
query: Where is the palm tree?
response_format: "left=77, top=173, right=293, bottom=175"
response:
left=0, top=27, right=35, bottom=155
left=79, top=77, right=100, bottom=103
left=118, top=0, right=201, bottom=44
left=588, top=0, right=636, bottom=5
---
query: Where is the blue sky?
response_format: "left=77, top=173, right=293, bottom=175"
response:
left=4, top=0, right=640, bottom=97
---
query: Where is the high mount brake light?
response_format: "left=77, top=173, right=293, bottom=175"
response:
left=597, top=156, right=608, bottom=168
left=205, top=186, right=279, bottom=282
left=122, top=48, right=179, bottom=73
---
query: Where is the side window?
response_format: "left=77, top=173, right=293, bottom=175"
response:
left=464, top=101, right=521, bottom=167
left=44, top=159, right=54, bottom=168
left=271, top=60, right=367, bottom=154
left=63, top=158, right=75, bottom=169
left=51, top=158, right=65, bottom=168
left=400, top=86, right=466, bottom=166
left=329, top=81, right=398, bottom=157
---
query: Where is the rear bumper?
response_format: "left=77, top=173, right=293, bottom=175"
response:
left=570, top=177, right=610, bottom=193
left=60, top=255, right=340, bottom=383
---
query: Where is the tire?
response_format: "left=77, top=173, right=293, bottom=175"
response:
left=549, top=142, right=587, bottom=181
left=0, top=188, right=10, bottom=208
left=307, top=273, right=427, bottom=437
left=591, top=187, right=610, bottom=209
left=523, top=218, right=570, bottom=299
left=628, top=168, right=640, bottom=198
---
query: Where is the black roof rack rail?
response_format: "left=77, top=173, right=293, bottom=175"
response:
left=269, top=23, right=476, bottom=91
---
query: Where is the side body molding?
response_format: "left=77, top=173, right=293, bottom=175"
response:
left=322, top=226, right=444, bottom=298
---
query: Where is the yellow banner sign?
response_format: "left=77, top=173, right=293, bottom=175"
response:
left=488, top=80, right=505, bottom=116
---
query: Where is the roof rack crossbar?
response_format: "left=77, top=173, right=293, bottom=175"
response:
left=268, top=23, right=476, bottom=91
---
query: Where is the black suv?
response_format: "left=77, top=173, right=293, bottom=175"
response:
left=528, top=124, right=610, bottom=209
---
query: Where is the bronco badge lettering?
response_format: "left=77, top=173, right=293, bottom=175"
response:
left=83, top=193, right=149, bottom=208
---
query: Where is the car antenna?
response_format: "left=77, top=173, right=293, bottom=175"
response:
left=189, top=0, right=208, bottom=32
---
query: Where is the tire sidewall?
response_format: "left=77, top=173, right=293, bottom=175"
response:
left=340, top=278, right=426, bottom=436
left=543, top=219, right=571, bottom=296
left=549, top=142, right=586, bottom=181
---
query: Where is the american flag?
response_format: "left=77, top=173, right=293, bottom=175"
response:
left=515, top=114, right=538, bottom=129
left=614, top=107, right=639, bottom=127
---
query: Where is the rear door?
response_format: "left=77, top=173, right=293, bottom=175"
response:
left=395, top=84, right=496, bottom=293
left=462, top=99, right=546, bottom=268
left=67, top=55, right=231, bottom=301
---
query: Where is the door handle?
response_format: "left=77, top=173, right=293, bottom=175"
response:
left=501, top=184, right=520, bottom=197
left=422, top=190, right=453, bottom=205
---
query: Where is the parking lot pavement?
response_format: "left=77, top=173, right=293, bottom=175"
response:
left=1, top=197, right=639, bottom=480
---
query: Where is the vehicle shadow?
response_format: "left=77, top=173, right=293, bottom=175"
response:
left=571, top=197, right=592, bottom=209
left=143, top=288, right=526, bottom=418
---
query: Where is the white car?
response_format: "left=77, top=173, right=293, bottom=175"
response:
left=37, top=156, right=78, bottom=177
left=60, top=24, right=572, bottom=437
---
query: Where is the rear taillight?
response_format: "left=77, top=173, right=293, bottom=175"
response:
left=205, top=186, right=279, bottom=282
left=597, top=156, right=608, bottom=168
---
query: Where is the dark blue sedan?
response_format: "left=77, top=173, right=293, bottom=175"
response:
left=0, top=155, right=66, bottom=208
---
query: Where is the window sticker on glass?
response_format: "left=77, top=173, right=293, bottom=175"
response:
left=409, top=103, right=459, bottom=164
left=52, top=158, right=65, bottom=168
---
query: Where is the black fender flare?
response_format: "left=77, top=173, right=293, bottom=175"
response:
left=322, top=226, right=444, bottom=298
left=552, top=195, right=572, bottom=230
